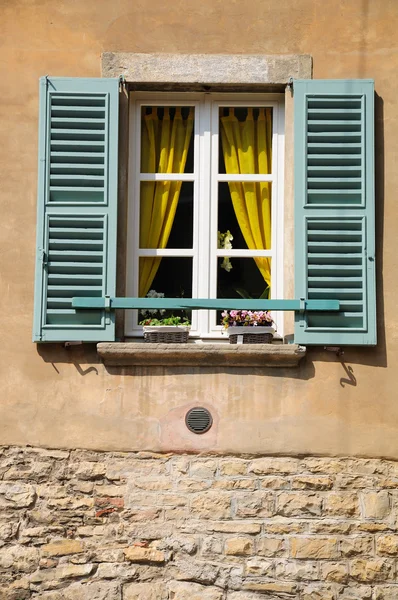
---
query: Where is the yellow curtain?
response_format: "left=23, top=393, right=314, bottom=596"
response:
left=139, top=107, right=194, bottom=297
left=220, top=107, right=272, bottom=288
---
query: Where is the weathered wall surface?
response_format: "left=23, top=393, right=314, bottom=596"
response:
left=0, top=0, right=397, bottom=455
left=2, top=446, right=398, bottom=599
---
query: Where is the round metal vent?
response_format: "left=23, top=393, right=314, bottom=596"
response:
left=185, top=407, right=213, bottom=434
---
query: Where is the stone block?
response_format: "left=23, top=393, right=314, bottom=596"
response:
left=291, top=476, right=333, bottom=490
left=242, top=582, right=297, bottom=594
left=170, top=559, right=219, bottom=584
left=338, top=587, right=372, bottom=599
left=95, top=484, right=127, bottom=497
left=190, top=492, right=231, bottom=519
left=228, top=593, right=268, bottom=600
left=300, top=584, right=335, bottom=600
left=350, top=558, right=394, bottom=582
left=209, top=521, right=261, bottom=535
left=42, top=539, right=84, bottom=557
left=0, top=546, right=39, bottom=573
left=133, top=478, right=172, bottom=491
left=310, top=521, right=353, bottom=535
left=277, top=492, right=322, bottom=517
left=301, top=458, right=344, bottom=474
left=262, top=520, right=306, bottom=534
left=38, top=582, right=120, bottom=599
left=74, top=462, right=106, bottom=480
left=0, top=482, right=36, bottom=508
left=124, top=546, right=165, bottom=563
left=321, top=561, right=348, bottom=583
left=96, top=563, right=136, bottom=579
left=177, top=479, right=212, bottom=492
left=102, top=52, right=313, bottom=85
left=245, top=557, right=273, bottom=576
left=212, top=479, right=256, bottom=491
left=201, top=536, right=223, bottom=556
left=219, top=460, right=248, bottom=476
left=257, top=537, right=286, bottom=557
left=224, top=537, right=253, bottom=556
left=376, top=535, right=398, bottom=556
left=30, top=563, right=95, bottom=583
left=259, top=476, right=290, bottom=489
left=123, top=582, right=165, bottom=600
left=167, top=581, right=223, bottom=600
left=290, top=537, right=338, bottom=559
left=275, top=559, right=319, bottom=581
left=340, top=536, right=373, bottom=557
left=375, top=586, right=398, bottom=600
left=248, top=457, right=299, bottom=475
left=323, top=493, right=360, bottom=518
left=234, top=491, right=274, bottom=518
left=190, top=460, right=217, bottom=478
left=360, top=492, right=391, bottom=519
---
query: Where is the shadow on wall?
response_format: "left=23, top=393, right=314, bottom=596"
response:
left=36, top=344, right=101, bottom=376
left=36, top=344, right=317, bottom=381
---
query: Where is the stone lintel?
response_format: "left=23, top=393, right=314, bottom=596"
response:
left=97, top=342, right=306, bottom=368
left=102, top=52, right=312, bottom=85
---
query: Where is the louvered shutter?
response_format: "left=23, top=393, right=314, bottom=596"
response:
left=294, top=80, right=376, bottom=345
left=33, top=77, right=119, bottom=342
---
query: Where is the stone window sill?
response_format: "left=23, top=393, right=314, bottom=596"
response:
left=97, top=343, right=306, bottom=368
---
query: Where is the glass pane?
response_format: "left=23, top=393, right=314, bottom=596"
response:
left=216, top=257, right=271, bottom=325
left=218, top=181, right=272, bottom=250
left=140, top=181, right=193, bottom=249
left=141, top=106, right=194, bottom=173
left=219, top=107, right=272, bottom=175
left=139, top=257, right=192, bottom=324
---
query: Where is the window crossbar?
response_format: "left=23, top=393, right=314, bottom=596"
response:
left=72, top=297, right=340, bottom=311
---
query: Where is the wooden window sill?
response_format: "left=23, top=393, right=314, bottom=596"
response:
left=97, top=342, right=306, bottom=368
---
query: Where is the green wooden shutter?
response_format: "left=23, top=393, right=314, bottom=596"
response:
left=294, top=80, right=376, bottom=345
left=33, top=77, right=119, bottom=342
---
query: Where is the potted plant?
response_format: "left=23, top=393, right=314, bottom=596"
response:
left=139, top=315, right=191, bottom=343
left=139, top=291, right=190, bottom=343
left=221, top=310, right=275, bottom=344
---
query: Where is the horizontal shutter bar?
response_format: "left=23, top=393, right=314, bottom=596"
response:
left=71, top=297, right=340, bottom=311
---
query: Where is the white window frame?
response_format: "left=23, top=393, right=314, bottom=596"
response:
left=125, top=92, right=285, bottom=340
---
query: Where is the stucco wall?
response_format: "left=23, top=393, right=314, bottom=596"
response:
left=1, top=0, right=397, bottom=456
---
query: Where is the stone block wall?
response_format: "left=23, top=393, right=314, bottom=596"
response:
left=1, top=447, right=398, bottom=599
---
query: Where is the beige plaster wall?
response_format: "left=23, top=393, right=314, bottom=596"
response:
left=0, top=0, right=397, bottom=457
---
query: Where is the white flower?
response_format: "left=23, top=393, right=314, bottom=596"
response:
left=218, top=231, right=233, bottom=272
left=140, top=289, right=166, bottom=316
left=221, top=257, right=233, bottom=272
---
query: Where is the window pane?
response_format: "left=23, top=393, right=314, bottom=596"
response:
left=139, top=257, right=192, bottom=323
left=141, top=106, right=194, bottom=173
left=140, top=181, right=193, bottom=249
left=218, top=181, right=272, bottom=250
left=216, top=257, right=271, bottom=325
left=219, top=107, right=272, bottom=175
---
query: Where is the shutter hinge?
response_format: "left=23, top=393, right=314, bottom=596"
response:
left=104, top=294, right=111, bottom=325
left=298, top=297, right=306, bottom=328
left=119, top=75, right=127, bottom=96
left=41, top=249, right=48, bottom=268
left=286, top=77, right=294, bottom=95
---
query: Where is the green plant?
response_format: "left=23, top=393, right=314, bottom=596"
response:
left=139, top=316, right=191, bottom=327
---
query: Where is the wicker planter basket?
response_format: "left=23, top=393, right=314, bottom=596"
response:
left=227, top=326, right=275, bottom=345
left=143, top=326, right=190, bottom=343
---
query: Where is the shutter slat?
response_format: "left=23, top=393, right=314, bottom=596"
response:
left=294, top=79, right=376, bottom=345
left=33, top=77, right=119, bottom=342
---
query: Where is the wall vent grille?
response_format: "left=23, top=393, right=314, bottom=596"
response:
left=185, top=407, right=213, bottom=434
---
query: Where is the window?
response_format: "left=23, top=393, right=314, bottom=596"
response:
left=125, top=93, right=285, bottom=339
left=33, top=76, right=376, bottom=346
